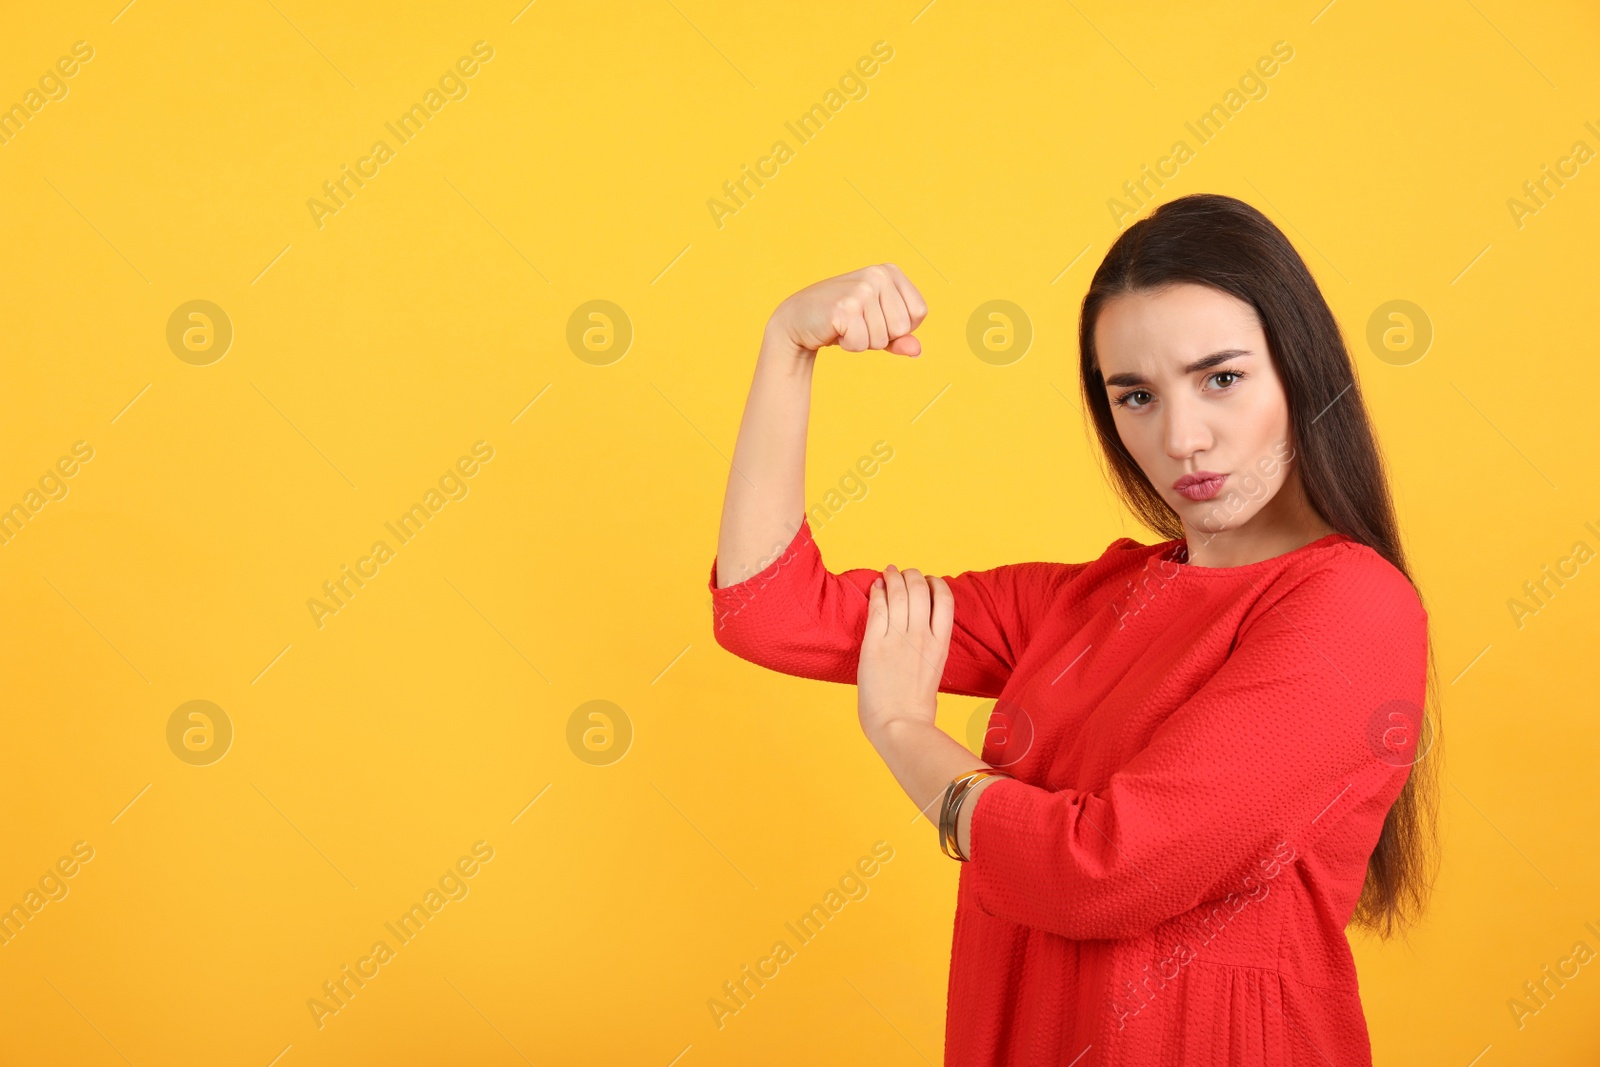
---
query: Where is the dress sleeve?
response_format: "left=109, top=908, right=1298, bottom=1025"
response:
left=964, top=549, right=1430, bottom=941
left=709, top=516, right=1085, bottom=699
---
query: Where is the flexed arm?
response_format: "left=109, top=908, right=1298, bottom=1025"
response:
left=714, top=264, right=926, bottom=590
left=709, top=265, right=1088, bottom=697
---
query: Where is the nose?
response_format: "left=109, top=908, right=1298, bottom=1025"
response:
left=1163, top=392, right=1213, bottom=461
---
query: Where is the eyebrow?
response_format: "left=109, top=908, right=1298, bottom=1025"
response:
left=1101, top=348, right=1252, bottom=389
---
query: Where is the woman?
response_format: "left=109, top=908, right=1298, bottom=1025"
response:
left=707, top=193, right=1440, bottom=1066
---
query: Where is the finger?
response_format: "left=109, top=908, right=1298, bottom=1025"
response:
left=866, top=575, right=888, bottom=638
left=832, top=304, right=869, bottom=353
left=885, top=333, right=922, bottom=357
left=880, top=263, right=929, bottom=332
left=902, top=568, right=931, bottom=635
left=873, top=265, right=913, bottom=341
left=884, top=564, right=907, bottom=632
left=928, top=575, right=954, bottom=642
left=860, top=281, right=890, bottom=351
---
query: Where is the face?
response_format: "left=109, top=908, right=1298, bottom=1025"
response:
left=1093, top=282, right=1299, bottom=542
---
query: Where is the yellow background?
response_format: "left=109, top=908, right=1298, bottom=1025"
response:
left=2, top=0, right=1597, bottom=1063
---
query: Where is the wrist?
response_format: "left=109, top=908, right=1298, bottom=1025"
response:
left=865, top=714, right=940, bottom=755
left=759, top=315, right=813, bottom=366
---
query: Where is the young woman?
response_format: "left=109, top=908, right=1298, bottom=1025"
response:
left=707, top=193, right=1439, bottom=1066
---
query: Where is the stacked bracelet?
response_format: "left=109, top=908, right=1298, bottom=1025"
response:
left=937, top=769, right=1012, bottom=861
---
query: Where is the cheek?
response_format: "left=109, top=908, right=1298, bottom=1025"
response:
left=1230, top=394, right=1291, bottom=475
left=1233, top=425, right=1293, bottom=508
left=1111, top=408, right=1152, bottom=448
left=1247, top=382, right=1292, bottom=447
left=1112, top=418, right=1159, bottom=474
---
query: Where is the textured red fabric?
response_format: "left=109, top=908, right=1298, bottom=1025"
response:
left=708, top=517, right=1428, bottom=1066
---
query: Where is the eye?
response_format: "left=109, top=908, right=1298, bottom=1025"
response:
left=1112, top=389, right=1152, bottom=410
left=1112, top=369, right=1245, bottom=409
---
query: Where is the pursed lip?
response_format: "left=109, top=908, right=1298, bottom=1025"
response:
left=1172, top=470, right=1225, bottom=491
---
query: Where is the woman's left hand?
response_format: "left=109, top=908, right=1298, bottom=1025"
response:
left=857, top=564, right=953, bottom=746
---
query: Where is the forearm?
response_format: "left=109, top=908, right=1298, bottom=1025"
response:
left=715, top=324, right=815, bottom=589
left=868, top=720, right=1002, bottom=860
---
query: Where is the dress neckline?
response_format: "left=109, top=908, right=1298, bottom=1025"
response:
left=1159, top=531, right=1351, bottom=576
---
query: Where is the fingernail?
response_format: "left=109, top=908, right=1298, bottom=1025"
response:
left=873, top=577, right=883, bottom=589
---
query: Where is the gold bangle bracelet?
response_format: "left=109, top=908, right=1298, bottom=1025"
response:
left=938, top=769, right=1011, bottom=861
left=947, top=778, right=985, bottom=860
left=951, top=771, right=1010, bottom=860
left=936, top=774, right=974, bottom=860
left=940, top=770, right=997, bottom=861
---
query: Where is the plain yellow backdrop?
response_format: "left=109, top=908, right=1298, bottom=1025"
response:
left=1, top=0, right=1597, bottom=1063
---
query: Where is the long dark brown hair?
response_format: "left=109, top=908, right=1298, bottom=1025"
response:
left=1075, top=192, right=1439, bottom=941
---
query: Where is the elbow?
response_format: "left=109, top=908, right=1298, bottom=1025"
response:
left=708, top=601, right=808, bottom=676
left=709, top=602, right=765, bottom=667
left=708, top=609, right=858, bottom=686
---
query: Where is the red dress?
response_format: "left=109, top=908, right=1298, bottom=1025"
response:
left=707, top=517, right=1428, bottom=1066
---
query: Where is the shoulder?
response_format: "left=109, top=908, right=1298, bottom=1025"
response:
left=1237, top=541, right=1431, bottom=756
left=1262, top=538, right=1428, bottom=634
